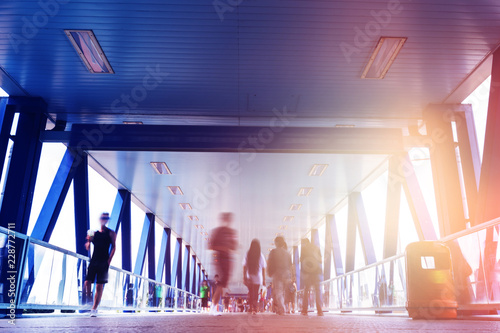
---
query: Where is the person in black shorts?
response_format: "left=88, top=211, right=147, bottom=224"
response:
left=84, top=212, right=116, bottom=317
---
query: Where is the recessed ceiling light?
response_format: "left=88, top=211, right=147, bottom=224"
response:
left=65, top=30, right=114, bottom=74
left=297, top=187, right=313, bottom=196
left=279, top=225, right=287, bottom=230
left=179, top=203, right=192, bottom=210
left=168, top=186, right=184, bottom=195
left=290, top=204, right=302, bottom=211
left=123, top=121, right=143, bottom=125
left=361, top=37, right=407, bottom=79
left=194, top=224, right=204, bottom=229
left=283, top=216, right=295, bottom=223
left=150, top=162, right=172, bottom=175
left=309, top=164, right=328, bottom=176
left=188, top=216, right=199, bottom=221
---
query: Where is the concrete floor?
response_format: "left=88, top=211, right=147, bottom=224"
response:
left=2, top=312, right=500, bottom=333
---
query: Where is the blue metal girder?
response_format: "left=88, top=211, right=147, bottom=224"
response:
left=353, top=192, right=377, bottom=265
left=67, top=124, right=404, bottom=154
left=384, top=155, right=402, bottom=259
left=197, top=262, right=202, bottom=296
left=0, top=101, right=46, bottom=232
left=73, top=152, right=90, bottom=256
left=133, top=214, right=152, bottom=276
left=146, top=214, right=156, bottom=281
left=191, top=255, right=196, bottom=294
left=119, top=189, right=132, bottom=272
left=400, top=153, right=437, bottom=241
left=346, top=196, right=358, bottom=273
left=31, top=149, right=78, bottom=241
left=183, top=245, right=190, bottom=292
left=0, top=98, right=14, bottom=175
left=156, top=227, right=171, bottom=284
left=171, top=238, right=182, bottom=289
left=424, top=104, right=466, bottom=236
left=325, top=215, right=344, bottom=278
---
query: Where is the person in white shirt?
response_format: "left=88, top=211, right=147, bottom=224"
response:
left=243, top=239, right=266, bottom=315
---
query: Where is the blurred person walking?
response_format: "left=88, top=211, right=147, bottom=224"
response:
left=208, top=212, right=238, bottom=316
left=200, top=280, right=210, bottom=312
left=84, top=212, right=116, bottom=317
left=300, top=238, right=324, bottom=316
left=243, top=239, right=267, bottom=315
left=267, top=236, right=291, bottom=315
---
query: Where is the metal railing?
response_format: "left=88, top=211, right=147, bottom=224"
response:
left=0, top=226, right=200, bottom=312
left=299, top=217, right=500, bottom=313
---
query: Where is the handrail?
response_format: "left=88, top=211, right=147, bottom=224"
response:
left=0, top=225, right=201, bottom=310
left=440, top=216, right=500, bottom=243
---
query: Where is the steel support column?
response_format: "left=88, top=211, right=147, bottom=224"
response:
left=354, top=192, right=377, bottom=265
left=346, top=196, right=358, bottom=273
left=31, top=149, right=78, bottom=241
left=191, top=255, right=197, bottom=294
left=133, top=214, right=152, bottom=276
left=156, top=227, right=171, bottom=284
left=0, top=98, right=14, bottom=175
left=455, top=105, right=481, bottom=223
left=183, top=245, right=190, bottom=292
left=0, top=98, right=46, bottom=232
left=171, top=238, right=182, bottom=289
left=108, top=189, right=132, bottom=271
left=73, top=152, right=90, bottom=257
left=197, top=262, right=202, bottom=296
left=400, top=153, right=438, bottom=241
left=384, top=155, right=402, bottom=258
left=146, top=214, right=155, bottom=281
left=325, top=215, right=344, bottom=277
left=424, top=104, right=466, bottom=236
left=346, top=192, right=376, bottom=271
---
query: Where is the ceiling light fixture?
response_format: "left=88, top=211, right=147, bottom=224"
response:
left=335, top=124, right=355, bottom=128
left=150, top=162, right=172, bottom=175
left=194, top=225, right=204, bottom=229
left=188, top=216, right=199, bottom=221
left=309, top=164, right=329, bottom=176
left=361, top=37, right=407, bottom=79
left=123, top=121, right=143, bottom=125
left=297, top=187, right=313, bottom=197
left=289, top=204, right=302, bottom=211
left=279, top=225, right=287, bottom=230
left=65, top=30, right=114, bottom=74
left=179, top=203, right=192, bottom=210
left=283, top=216, right=295, bottom=223
left=168, top=186, right=184, bottom=195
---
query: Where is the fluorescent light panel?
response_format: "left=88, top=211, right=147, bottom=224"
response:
left=150, top=162, right=172, bottom=175
left=279, top=225, right=287, bottom=230
left=289, top=204, right=302, bottom=211
left=335, top=124, right=355, bottom=128
left=297, top=187, right=313, bottom=197
left=167, top=186, right=184, bottom=195
left=309, top=164, right=328, bottom=176
left=65, top=30, right=114, bottom=74
left=123, top=121, right=143, bottom=125
left=283, top=216, right=295, bottom=223
left=194, top=225, right=204, bottom=229
left=361, top=37, right=407, bottom=79
left=188, top=216, right=199, bottom=221
left=179, top=203, right=192, bottom=210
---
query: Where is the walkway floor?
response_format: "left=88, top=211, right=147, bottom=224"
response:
left=2, top=312, right=500, bottom=332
